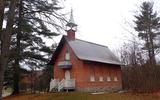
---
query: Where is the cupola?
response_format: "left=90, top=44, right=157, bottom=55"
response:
left=66, top=9, right=77, bottom=40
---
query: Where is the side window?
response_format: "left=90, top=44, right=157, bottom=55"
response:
left=65, top=50, right=70, bottom=60
left=114, top=76, right=118, bottom=81
left=107, top=76, right=111, bottom=82
left=90, top=66, right=95, bottom=82
left=90, top=75, right=95, bottom=82
left=99, top=76, right=103, bottom=82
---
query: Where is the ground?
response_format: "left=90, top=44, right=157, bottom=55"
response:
left=3, top=92, right=160, bottom=100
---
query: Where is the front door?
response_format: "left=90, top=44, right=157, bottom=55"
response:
left=65, top=70, right=70, bottom=80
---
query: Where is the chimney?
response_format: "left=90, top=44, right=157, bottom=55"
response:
left=66, top=9, right=77, bottom=40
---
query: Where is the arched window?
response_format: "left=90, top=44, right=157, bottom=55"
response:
left=99, top=76, right=103, bottom=82
left=90, top=75, right=95, bottom=82
left=65, top=49, right=70, bottom=60
left=114, top=76, right=118, bottom=81
left=107, top=76, right=111, bottom=82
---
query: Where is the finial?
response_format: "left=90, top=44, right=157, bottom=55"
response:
left=69, top=8, right=74, bottom=24
left=66, top=8, right=77, bottom=28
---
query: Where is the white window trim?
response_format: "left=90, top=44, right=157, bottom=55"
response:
left=90, top=75, right=95, bottom=82
left=65, top=52, right=70, bottom=60
left=107, top=76, right=111, bottom=82
left=99, top=76, right=103, bottom=82
left=114, top=76, right=118, bottom=81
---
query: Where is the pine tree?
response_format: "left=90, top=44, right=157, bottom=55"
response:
left=7, top=0, right=65, bottom=94
left=134, top=1, right=160, bottom=65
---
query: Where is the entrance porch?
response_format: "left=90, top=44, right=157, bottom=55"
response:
left=49, top=79, right=75, bottom=92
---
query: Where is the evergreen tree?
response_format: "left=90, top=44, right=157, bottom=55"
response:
left=134, top=1, right=160, bottom=65
left=6, top=0, right=65, bottom=94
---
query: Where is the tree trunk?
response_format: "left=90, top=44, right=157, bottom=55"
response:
left=13, top=60, right=20, bottom=94
left=12, top=0, right=23, bottom=95
left=148, top=28, right=156, bottom=66
left=146, top=32, right=153, bottom=65
left=0, top=0, right=4, bottom=31
left=149, top=32, right=156, bottom=66
left=0, top=0, right=17, bottom=99
left=0, top=0, right=5, bottom=98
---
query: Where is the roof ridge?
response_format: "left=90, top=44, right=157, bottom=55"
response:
left=63, top=35, right=108, bottom=48
left=76, top=38, right=108, bottom=48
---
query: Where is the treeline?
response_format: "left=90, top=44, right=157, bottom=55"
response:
left=122, top=64, right=160, bottom=92
left=19, top=65, right=53, bottom=93
left=121, top=1, right=160, bottom=92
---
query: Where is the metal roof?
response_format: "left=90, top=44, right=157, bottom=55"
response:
left=68, top=39, right=121, bottom=65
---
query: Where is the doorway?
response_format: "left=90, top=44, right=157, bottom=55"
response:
left=65, top=70, right=70, bottom=80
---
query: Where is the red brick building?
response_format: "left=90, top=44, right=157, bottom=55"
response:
left=49, top=11, right=122, bottom=92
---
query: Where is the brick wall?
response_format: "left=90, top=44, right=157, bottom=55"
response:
left=76, top=61, right=122, bottom=91
left=53, top=42, right=122, bottom=91
left=53, top=42, right=83, bottom=80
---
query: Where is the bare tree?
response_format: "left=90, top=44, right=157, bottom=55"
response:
left=121, top=38, right=160, bottom=92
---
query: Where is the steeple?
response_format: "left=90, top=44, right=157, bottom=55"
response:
left=66, top=9, right=77, bottom=40
left=66, top=9, right=77, bottom=28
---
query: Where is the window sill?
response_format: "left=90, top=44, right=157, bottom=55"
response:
left=90, top=81, right=96, bottom=82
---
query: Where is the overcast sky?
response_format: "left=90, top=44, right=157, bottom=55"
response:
left=53, top=0, right=160, bottom=50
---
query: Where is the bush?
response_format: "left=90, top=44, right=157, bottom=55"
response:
left=122, top=65, right=160, bottom=92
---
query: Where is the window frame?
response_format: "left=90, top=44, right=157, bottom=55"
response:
left=65, top=50, right=70, bottom=61
left=99, top=76, right=103, bottom=82
left=113, top=76, right=118, bottom=81
left=107, top=76, right=111, bottom=82
left=90, top=75, right=95, bottom=82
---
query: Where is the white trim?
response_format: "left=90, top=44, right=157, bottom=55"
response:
left=114, top=76, right=118, bottom=81
left=90, top=75, right=95, bottom=82
left=65, top=52, right=70, bottom=60
left=107, top=76, right=111, bottom=82
left=65, top=70, right=70, bottom=80
left=99, top=76, right=103, bottom=82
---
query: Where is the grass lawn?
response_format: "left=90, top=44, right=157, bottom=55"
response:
left=3, top=92, right=160, bottom=100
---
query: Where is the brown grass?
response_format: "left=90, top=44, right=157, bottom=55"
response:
left=3, top=92, right=160, bottom=100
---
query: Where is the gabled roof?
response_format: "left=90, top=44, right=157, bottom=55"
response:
left=49, top=35, right=121, bottom=65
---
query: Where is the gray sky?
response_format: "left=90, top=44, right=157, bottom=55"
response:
left=53, top=0, right=160, bottom=50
